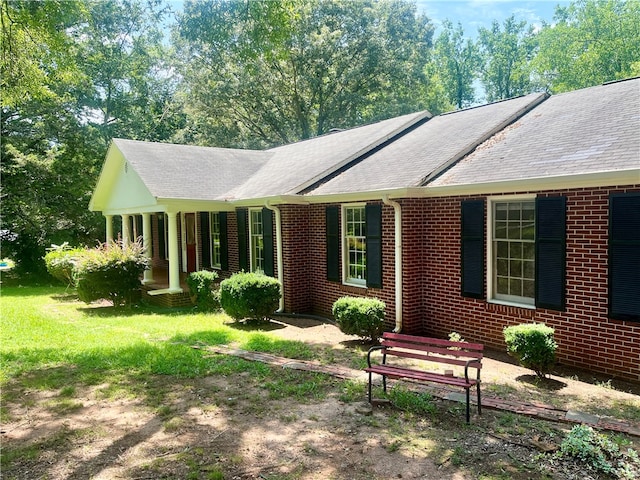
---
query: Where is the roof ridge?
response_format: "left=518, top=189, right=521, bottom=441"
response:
left=419, top=92, right=549, bottom=186
left=296, top=111, right=432, bottom=195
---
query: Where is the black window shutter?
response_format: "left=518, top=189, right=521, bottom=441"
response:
left=158, top=214, right=167, bottom=259
left=461, top=199, right=485, bottom=298
left=220, top=212, right=229, bottom=271
left=609, top=193, right=640, bottom=321
left=535, top=196, right=566, bottom=311
left=236, top=209, right=248, bottom=271
left=366, top=204, right=383, bottom=288
left=262, top=208, right=275, bottom=277
left=326, top=206, right=340, bottom=281
left=200, top=212, right=211, bottom=268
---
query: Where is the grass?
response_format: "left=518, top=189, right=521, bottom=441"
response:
left=2, top=285, right=640, bottom=480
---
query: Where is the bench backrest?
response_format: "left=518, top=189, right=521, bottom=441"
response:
left=380, top=332, right=483, bottom=369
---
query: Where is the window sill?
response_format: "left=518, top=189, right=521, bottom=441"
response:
left=342, top=281, right=367, bottom=289
left=488, top=299, right=536, bottom=310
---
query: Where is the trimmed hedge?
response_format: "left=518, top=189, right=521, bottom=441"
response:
left=503, top=323, right=557, bottom=378
left=219, top=272, right=281, bottom=322
left=186, top=270, right=220, bottom=311
left=332, top=296, right=385, bottom=341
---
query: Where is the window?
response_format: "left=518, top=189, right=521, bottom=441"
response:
left=492, top=200, right=536, bottom=305
left=463, top=197, right=565, bottom=309
left=249, top=209, right=264, bottom=273
left=326, top=204, right=382, bottom=288
left=343, top=205, right=366, bottom=285
left=210, top=212, right=221, bottom=268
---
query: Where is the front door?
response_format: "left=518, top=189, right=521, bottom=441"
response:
left=184, top=213, right=197, bottom=273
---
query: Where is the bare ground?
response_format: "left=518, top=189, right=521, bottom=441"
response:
left=2, top=315, right=639, bottom=480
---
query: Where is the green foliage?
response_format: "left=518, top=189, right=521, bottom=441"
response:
left=533, top=0, right=640, bottom=93
left=430, top=20, right=479, bottom=109
left=186, top=270, right=220, bottom=312
left=175, top=0, right=435, bottom=148
left=74, top=240, right=150, bottom=307
left=332, top=296, right=385, bottom=342
left=556, top=425, right=640, bottom=479
left=503, top=323, right=557, bottom=378
left=43, top=243, right=85, bottom=286
left=478, top=15, right=537, bottom=101
left=219, top=272, right=281, bottom=322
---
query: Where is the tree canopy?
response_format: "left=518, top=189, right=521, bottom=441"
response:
left=175, top=0, right=436, bottom=148
left=1, top=0, right=639, bottom=274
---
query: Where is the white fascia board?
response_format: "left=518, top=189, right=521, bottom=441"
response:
left=229, top=195, right=310, bottom=207
left=422, top=169, right=640, bottom=197
left=302, top=188, right=415, bottom=204
left=291, top=111, right=432, bottom=194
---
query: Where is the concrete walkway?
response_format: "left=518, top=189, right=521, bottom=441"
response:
left=204, top=345, right=640, bottom=437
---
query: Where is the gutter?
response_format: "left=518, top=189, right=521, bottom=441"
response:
left=265, top=201, right=285, bottom=312
left=382, top=195, right=403, bottom=333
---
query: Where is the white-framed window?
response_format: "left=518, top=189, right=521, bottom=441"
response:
left=249, top=208, right=264, bottom=273
left=488, top=197, right=535, bottom=306
left=343, top=204, right=366, bottom=286
left=210, top=212, right=221, bottom=268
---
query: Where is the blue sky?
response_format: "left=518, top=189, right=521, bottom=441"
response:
left=416, top=0, right=572, bottom=38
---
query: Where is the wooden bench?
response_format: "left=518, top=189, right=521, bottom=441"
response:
left=365, top=332, right=484, bottom=424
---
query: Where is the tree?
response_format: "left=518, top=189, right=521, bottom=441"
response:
left=1, top=0, right=178, bottom=275
left=533, top=0, right=640, bottom=93
left=175, top=0, right=436, bottom=148
left=477, top=15, right=537, bottom=102
left=430, top=20, right=479, bottom=109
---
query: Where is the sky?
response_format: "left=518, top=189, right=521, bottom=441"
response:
left=416, top=0, right=572, bottom=38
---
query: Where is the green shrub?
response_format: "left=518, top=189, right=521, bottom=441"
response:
left=74, top=240, right=150, bottom=307
left=186, top=270, right=220, bottom=311
left=503, top=323, right=557, bottom=378
left=44, top=243, right=85, bottom=286
left=556, top=425, right=640, bottom=479
left=332, top=296, right=385, bottom=341
left=219, top=272, right=281, bottom=322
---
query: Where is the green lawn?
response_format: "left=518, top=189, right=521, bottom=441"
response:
left=0, top=285, right=316, bottom=392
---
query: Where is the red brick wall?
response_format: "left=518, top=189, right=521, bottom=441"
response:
left=421, top=185, right=640, bottom=381
left=280, top=204, right=312, bottom=313
left=303, top=203, right=397, bottom=327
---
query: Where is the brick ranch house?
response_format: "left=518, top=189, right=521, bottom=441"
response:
left=90, top=78, right=640, bottom=381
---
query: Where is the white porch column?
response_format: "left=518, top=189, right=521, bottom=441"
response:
left=167, top=211, right=182, bottom=292
left=105, top=215, right=114, bottom=244
left=142, top=213, right=153, bottom=284
left=121, top=214, right=130, bottom=244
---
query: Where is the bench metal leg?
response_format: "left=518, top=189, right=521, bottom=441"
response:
left=477, top=382, right=482, bottom=415
left=465, top=388, right=470, bottom=424
left=368, top=372, right=372, bottom=403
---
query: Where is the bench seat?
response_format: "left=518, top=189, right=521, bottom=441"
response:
left=365, top=332, right=483, bottom=423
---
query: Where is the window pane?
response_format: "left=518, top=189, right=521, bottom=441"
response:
left=497, top=276, right=509, bottom=294
left=493, top=201, right=536, bottom=304
left=523, top=260, right=535, bottom=279
left=497, top=258, right=508, bottom=276
left=497, top=241, right=509, bottom=258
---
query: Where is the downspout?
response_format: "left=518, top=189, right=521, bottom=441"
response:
left=383, top=196, right=403, bottom=332
left=265, top=202, right=284, bottom=312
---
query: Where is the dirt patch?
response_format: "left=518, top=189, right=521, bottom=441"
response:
left=2, top=317, right=639, bottom=480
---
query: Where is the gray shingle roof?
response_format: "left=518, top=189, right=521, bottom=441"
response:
left=114, top=139, right=270, bottom=201
left=304, top=92, right=547, bottom=196
left=430, top=78, right=640, bottom=188
left=225, top=110, right=429, bottom=200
